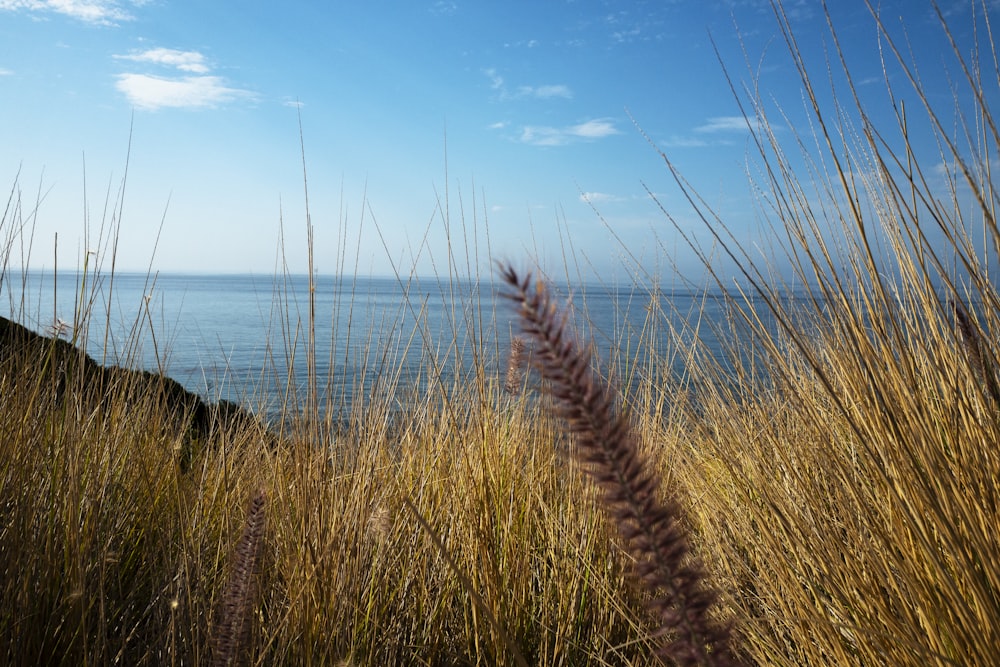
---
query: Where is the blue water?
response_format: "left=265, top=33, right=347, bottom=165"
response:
left=1, top=270, right=754, bottom=420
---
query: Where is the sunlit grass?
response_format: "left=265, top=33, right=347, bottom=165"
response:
left=2, top=1, right=999, bottom=665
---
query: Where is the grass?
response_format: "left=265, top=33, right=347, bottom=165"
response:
left=2, top=0, right=1000, bottom=664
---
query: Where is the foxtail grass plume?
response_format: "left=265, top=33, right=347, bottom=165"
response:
left=951, top=298, right=1000, bottom=406
left=504, top=336, right=527, bottom=395
left=501, top=264, right=741, bottom=666
left=212, top=488, right=267, bottom=667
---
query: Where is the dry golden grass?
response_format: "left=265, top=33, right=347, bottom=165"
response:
left=1, top=1, right=999, bottom=665
left=641, top=2, right=1000, bottom=664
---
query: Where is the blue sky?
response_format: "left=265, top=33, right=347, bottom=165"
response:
left=0, top=0, right=993, bottom=279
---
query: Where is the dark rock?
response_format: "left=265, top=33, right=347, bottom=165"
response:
left=0, top=315, right=270, bottom=471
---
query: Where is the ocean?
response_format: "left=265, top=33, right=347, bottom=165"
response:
left=1, top=270, right=751, bottom=420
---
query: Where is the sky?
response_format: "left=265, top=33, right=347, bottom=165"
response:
left=0, top=0, right=995, bottom=280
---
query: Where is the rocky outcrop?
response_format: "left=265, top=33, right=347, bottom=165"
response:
left=0, top=315, right=268, bottom=470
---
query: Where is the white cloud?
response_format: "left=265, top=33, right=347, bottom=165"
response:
left=488, top=121, right=508, bottom=130
left=113, top=46, right=253, bottom=111
left=933, top=156, right=1000, bottom=179
left=502, top=39, right=539, bottom=49
left=516, top=84, right=572, bottom=99
left=0, top=0, right=133, bottom=25
left=660, top=135, right=709, bottom=148
left=655, top=115, right=766, bottom=148
left=579, top=192, right=622, bottom=203
left=0, top=67, right=12, bottom=76
left=485, top=68, right=571, bottom=101
left=115, top=48, right=209, bottom=73
left=695, top=116, right=757, bottom=133
left=430, top=0, right=456, bottom=14
left=572, top=119, right=618, bottom=138
left=519, top=118, right=619, bottom=146
left=519, top=126, right=563, bottom=146
left=115, top=73, right=252, bottom=110
left=612, top=27, right=642, bottom=43
left=484, top=67, right=504, bottom=91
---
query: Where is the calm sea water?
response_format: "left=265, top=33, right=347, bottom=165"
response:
left=1, top=270, right=755, bottom=419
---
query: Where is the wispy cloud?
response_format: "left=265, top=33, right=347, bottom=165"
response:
left=660, top=135, right=709, bottom=148
left=503, top=38, right=539, bottom=48
left=612, top=26, right=642, bottom=42
left=0, top=67, right=12, bottom=76
left=933, top=156, right=1000, bottom=179
left=0, top=0, right=135, bottom=25
left=573, top=119, right=619, bottom=138
left=485, top=67, right=504, bottom=91
left=114, top=48, right=209, bottom=74
left=517, top=84, right=572, bottom=99
left=484, top=68, right=572, bottom=101
left=517, top=126, right=561, bottom=145
left=694, top=115, right=759, bottom=133
left=115, top=73, right=252, bottom=110
left=430, top=0, right=456, bottom=15
left=114, top=47, right=253, bottom=110
left=579, top=191, right=623, bottom=204
left=519, top=118, right=619, bottom=146
left=657, top=114, right=763, bottom=148
left=604, top=8, right=665, bottom=44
